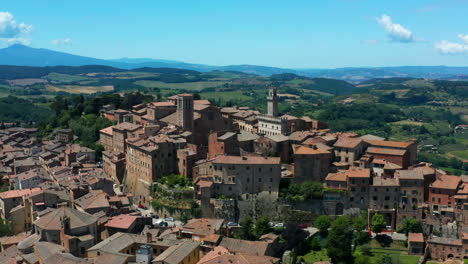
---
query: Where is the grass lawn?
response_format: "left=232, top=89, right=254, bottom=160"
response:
left=366, top=239, right=420, bottom=264
left=299, top=249, right=330, bottom=263
left=450, top=150, right=468, bottom=160
left=135, top=80, right=227, bottom=91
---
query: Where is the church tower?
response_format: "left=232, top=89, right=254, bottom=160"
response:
left=176, top=94, right=194, bottom=131
left=267, top=86, right=279, bottom=117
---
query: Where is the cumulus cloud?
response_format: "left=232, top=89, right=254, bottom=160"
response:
left=377, top=14, right=415, bottom=43
left=435, top=34, right=468, bottom=54
left=0, top=12, right=32, bottom=45
left=51, top=38, right=72, bottom=46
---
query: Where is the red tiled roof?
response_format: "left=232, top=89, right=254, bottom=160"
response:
left=366, top=147, right=407, bottom=156
left=347, top=167, right=371, bottom=178
left=104, top=214, right=138, bottom=230
left=99, top=126, right=113, bottom=136
left=294, top=145, right=329, bottom=155
left=152, top=101, right=175, bottom=107
left=431, top=175, right=461, bottom=190
left=408, top=233, right=424, bottom=243
left=367, top=140, right=414, bottom=149
left=333, top=137, right=362, bottom=149
left=325, top=171, right=347, bottom=182
left=0, top=188, right=41, bottom=199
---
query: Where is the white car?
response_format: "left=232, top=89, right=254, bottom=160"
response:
left=165, top=217, right=174, bottom=222
left=274, top=223, right=284, bottom=228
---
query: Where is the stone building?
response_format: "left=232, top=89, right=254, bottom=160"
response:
left=396, top=170, right=425, bottom=210
left=33, top=206, right=98, bottom=257
left=347, top=167, right=372, bottom=210
left=428, top=174, right=462, bottom=211
left=333, top=136, right=366, bottom=165
left=254, top=135, right=290, bottom=163
left=208, top=131, right=239, bottom=159
left=366, top=140, right=417, bottom=169
left=205, top=155, right=281, bottom=200
left=124, top=134, right=187, bottom=206
left=408, top=233, right=425, bottom=255
left=427, top=234, right=468, bottom=261
left=292, top=145, right=332, bottom=182
left=102, top=151, right=126, bottom=184
left=56, top=129, right=74, bottom=143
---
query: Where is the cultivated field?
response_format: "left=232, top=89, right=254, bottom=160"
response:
left=135, top=80, right=227, bottom=91
left=46, top=84, right=114, bottom=94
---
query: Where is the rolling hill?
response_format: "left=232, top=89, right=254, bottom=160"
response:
left=2, top=44, right=468, bottom=81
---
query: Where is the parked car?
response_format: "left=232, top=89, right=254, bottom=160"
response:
left=298, top=224, right=307, bottom=229
left=274, top=223, right=284, bottom=228
left=165, top=217, right=174, bottom=222
left=227, top=222, right=238, bottom=227
left=159, top=221, right=168, bottom=227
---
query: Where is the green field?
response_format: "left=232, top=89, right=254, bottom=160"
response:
left=46, top=84, right=114, bottom=94
left=45, top=72, right=91, bottom=83
left=135, top=80, right=227, bottom=91
left=368, top=239, right=420, bottom=264
left=450, top=150, right=468, bottom=160
left=200, top=91, right=253, bottom=101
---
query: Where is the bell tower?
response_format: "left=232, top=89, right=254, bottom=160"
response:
left=267, top=86, right=279, bottom=117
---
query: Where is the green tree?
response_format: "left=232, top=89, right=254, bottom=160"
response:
left=354, top=255, right=371, bottom=264
left=0, top=219, right=13, bottom=237
left=353, top=216, right=367, bottom=232
left=374, top=254, right=392, bottom=264
left=371, top=213, right=386, bottom=234
left=240, top=216, right=255, bottom=240
left=254, top=215, right=272, bottom=238
left=326, top=216, right=353, bottom=264
left=396, top=218, right=422, bottom=235
left=315, top=215, right=331, bottom=237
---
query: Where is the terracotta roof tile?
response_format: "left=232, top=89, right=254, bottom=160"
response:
left=0, top=188, right=41, bottom=199
left=104, top=214, right=138, bottom=230
left=367, top=140, right=414, bottom=149
left=366, top=147, right=407, bottom=156
left=333, top=137, right=363, bottom=149
left=408, top=233, right=424, bottom=243
left=431, top=175, right=461, bottom=190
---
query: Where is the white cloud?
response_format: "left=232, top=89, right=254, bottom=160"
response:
left=377, top=14, right=415, bottom=43
left=51, top=38, right=72, bottom=45
left=0, top=12, right=32, bottom=45
left=435, top=34, right=468, bottom=54
left=5, top=37, right=31, bottom=45
left=0, top=12, right=32, bottom=38
left=457, top=34, right=468, bottom=44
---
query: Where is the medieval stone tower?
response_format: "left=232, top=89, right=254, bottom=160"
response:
left=267, top=86, right=279, bottom=117
left=176, top=93, right=194, bottom=131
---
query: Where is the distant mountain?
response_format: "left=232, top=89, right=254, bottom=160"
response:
left=2, top=44, right=468, bottom=81
left=110, top=58, right=182, bottom=64
left=0, top=44, right=116, bottom=67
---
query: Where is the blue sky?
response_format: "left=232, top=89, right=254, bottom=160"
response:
left=1, top=0, right=468, bottom=68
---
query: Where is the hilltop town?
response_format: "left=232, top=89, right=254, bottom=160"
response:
left=0, top=87, right=466, bottom=264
